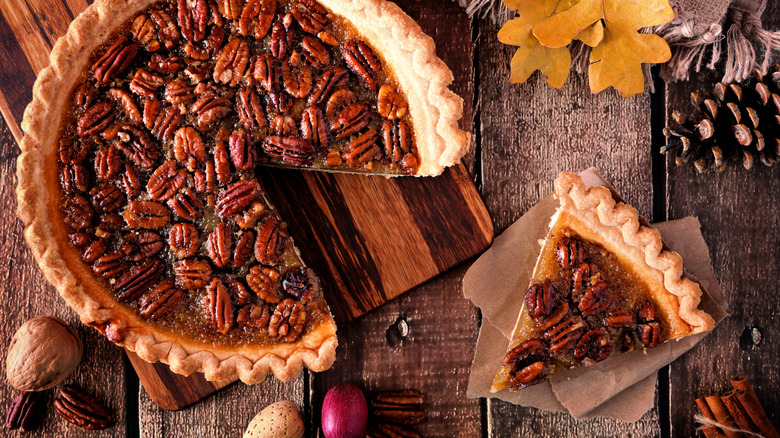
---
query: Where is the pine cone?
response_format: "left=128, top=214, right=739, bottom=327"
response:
left=662, top=65, right=780, bottom=172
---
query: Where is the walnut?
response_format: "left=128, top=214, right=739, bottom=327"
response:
left=6, top=316, right=83, bottom=391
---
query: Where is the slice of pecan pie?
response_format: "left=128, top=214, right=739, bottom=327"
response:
left=491, top=173, right=715, bottom=392
left=17, top=0, right=469, bottom=384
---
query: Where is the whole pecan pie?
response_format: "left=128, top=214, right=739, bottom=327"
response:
left=16, top=0, right=469, bottom=384
left=491, top=173, right=716, bottom=392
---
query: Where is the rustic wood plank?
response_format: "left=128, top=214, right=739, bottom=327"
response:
left=476, top=14, right=661, bottom=435
left=665, top=2, right=780, bottom=434
left=0, top=115, right=128, bottom=436
left=310, top=266, right=482, bottom=437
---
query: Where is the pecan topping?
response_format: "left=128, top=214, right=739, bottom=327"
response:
left=145, top=101, right=182, bottom=141
left=148, top=53, right=184, bottom=74
left=254, top=216, right=287, bottom=265
left=343, top=128, right=381, bottom=168
left=247, top=265, right=281, bottom=303
left=205, top=278, right=234, bottom=334
left=164, top=78, right=195, bottom=106
left=169, top=223, right=199, bottom=258
left=383, top=119, right=412, bottom=165
left=229, top=130, right=254, bottom=171
left=525, top=280, right=556, bottom=318
left=252, top=53, right=277, bottom=92
left=578, top=282, right=613, bottom=316
left=93, top=36, right=138, bottom=85
left=217, top=179, right=260, bottom=217
left=268, top=298, right=306, bottom=342
left=213, top=38, right=249, bottom=87
left=190, top=93, right=231, bottom=131
left=557, top=236, right=585, bottom=269
left=639, top=302, right=656, bottom=322
left=54, top=385, right=112, bottom=430
left=117, top=125, right=160, bottom=169
left=77, top=102, right=114, bottom=137
left=131, top=14, right=159, bottom=51
left=149, top=9, right=180, bottom=50
left=139, top=279, right=185, bottom=320
left=108, top=88, right=142, bottom=125
left=174, top=259, right=213, bottom=290
left=99, top=213, right=125, bottom=233
left=5, top=391, right=44, bottom=432
left=330, top=103, right=371, bottom=139
left=62, top=195, right=94, bottom=230
left=184, top=62, right=214, bottom=83
left=342, top=40, right=381, bottom=92
left=638, top=322, right=662, bottom=347
left=281, top=55, right=313, bottom=98
left=178, top=0, right=208, bottom=42
left=571, top=262, right=601, bottom=302
left=168, top=188, right=204, bottom=220
left=207, top=222, right=233, bottom=268
left=270, top=115, right=298, bottom=136
left=283, top=267, right=317, bottom=303
left=90, top=182, right=124, bottom=213
left=235, top=202, right=265, bottom=228
left=325, top=88, right=357, bottom=118
left=236, top=87, right=267, bottom=130
left=214, top=141, right=232, bottom=185
left=123, top=231, right=164, bottom=262
left=301, top=35, right=330, bottom=68
left=377, top=85, right=408, bottom=120
left=122, top=164, right=143, bottom=198
left=83, top=239, right=107, bottom=263
left=502, top=339, right=548, bottom=390
left=233, top=230, right=255, bottom=268
left=270, top=19, right=294, bottom=60
left=92, top=250, right=127, bottom=279
left=114, top=259, right=164, bottom=302
left=544, top=312, right=588, bottom=354
left=174, top=127, right=207, bottom=169
left=239, top=0, right=276, bottom=39
left=61, top=164, right=90, bottom=194
left=226, top=278, right=252, bottom=306
left=291, top=0, right=329, bottom=34
left=123, top=201, right=171, bottom=229
left=147, top=160, right=187, bottom=201
left=73, top=83, right=97, bottom=110
left=129, top=69, right=165, bottom=98
left=263, top=136, right=316, bottom=166
left=309, top=66, right=349, bottom=105
left=237, top=304, right=271, bottom=328
left=604, top=310, right=636, bottom=328
left=95, top=145, right=121, bottom=181
left=574, top=328, right=613, bottom=365
left=301, top=106, right=328, bottom=150
left=216, top=0, right=241, bottom=20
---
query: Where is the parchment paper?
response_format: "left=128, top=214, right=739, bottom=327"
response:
left=463, top=170, right=729, bottom=422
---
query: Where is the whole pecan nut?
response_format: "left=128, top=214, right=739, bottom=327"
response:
left=6, top=391, right=44, bottom=432
left=122, top=201, right=171, bottom=229
left=139, top=279, right=185, bottom=320
left=268, top=298, right=306, bottom=342
left=246, top=264, right=281, bottom=303
left=93, top=36, right=138, bottom=85
left=113, top=259, right=164, bottom=302
left=205, top=278, right=234, bottom=334
left=54, top=385, right=112, bottom=430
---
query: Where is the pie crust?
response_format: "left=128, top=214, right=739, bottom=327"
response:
left=14, top=0, right=468, bottom=384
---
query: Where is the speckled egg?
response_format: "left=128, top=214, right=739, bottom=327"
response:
left=243, top=401, right=305, bottom=438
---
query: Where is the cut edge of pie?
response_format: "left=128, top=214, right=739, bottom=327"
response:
left=489, top=172, right=715, bottom=393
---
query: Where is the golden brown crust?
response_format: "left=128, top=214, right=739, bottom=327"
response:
left=17, top=0, right=338, bottom=384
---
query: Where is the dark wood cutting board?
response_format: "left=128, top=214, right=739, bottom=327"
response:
left=0, top=0, right=490, bottom=410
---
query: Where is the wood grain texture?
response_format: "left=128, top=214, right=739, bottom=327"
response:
left=665, top=2, right=780, bottom=434
left=475, top=15, right=661, bottom=436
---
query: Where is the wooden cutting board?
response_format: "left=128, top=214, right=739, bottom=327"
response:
left=0, top=0, right=490, bottom=410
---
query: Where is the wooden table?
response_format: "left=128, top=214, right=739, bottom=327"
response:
left=1, top=0, right=778, bottom=436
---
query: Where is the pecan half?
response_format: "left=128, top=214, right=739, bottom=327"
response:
left=178, top=0, right=208, bottom=42
left=129, top=69, right=165, bottom=98
left=237, top=304, right=271, bottom=328
left=270, top=19, right=294, bottom=60
left=5, top=391, right=44, bottom=432
left=149, top=9, right=180, bottom=50
left=330, top=103, right=371, bottom=139
left=291, top=0, right=329, bottom=34
left=255, top=216, right=287, bottom=265
left=233, top=230, right=255, bottom=268
left=263, top=136, right=316, bottom=166
left=69, top=232, right=93, bottom=249
left=638, top=322, right=663, bottom=347
left=225, top=278, right=252, bottom=306
left=168, top=188, right=204, bottom=220
left=131, top=14, right=159, bottom=51
left=544, top=313, right=588, bottom=354
left=281, top=55, right=313, bottom=98
left=216, top=0, right=241, bottom=20
left=301, top=106, right=328, bottom=150
left=604, top=310, right=635, bottom=328
left=571, top=262, right=601, bottom=302
left=309, top=66, right=349, bottom=105
left=268, top=91, right=293, bottom=114
left=190, top=93, right=231, bottom=131
left=207, top=222, right=233, bottom=268
left=148, top=53, right=184, bottom=74
left=214, top=141, right=232, bottom=185
left=239, top=0, right=276, bottom=39
left=236, top=87, right=268, bottom=130
left=282, top=267, right=317, bottom=303
left=174, top=259, right=213, bottom=290
left=61, top=164, right=90, bottom=194
left=229, top=130, right=254, bottom=171
left=343, top=128, right=381, bottom=168
left=145, top=101, right=183, bottom=141
left=325, top=88, right=356, bottom=118
left=268, top=298, right=306, bottom=342
left=114, top=259, right=164, bottom=302
left=301, top=35, right=330, bottom=68
left=123, top=231, right=164, bottom=262
left=578, top=282, right=613, bottom=316
left=123, top=201, right=170, bottom=229
left=377, top=85, right=408, bottom=120
left=95, top=144, right=122, bottom=181
left=247, top=265, right=281, bottom=303
left=618, top=331, right=636, bottom=353
left=54, top=385, right=112, bottom=430
left=93, top=36, right=138, bottom=85
left=147, top=161, right=187, bottom=201
left=164, top=78, right=195, bottom=106
left=98, top=213, right=125, bottom=233
left=90, top=183, right=124, bottom=214
left=252, top=53, right=277, bottom=92
left=270, top=115, right=298, bottom=136
left=108, top=88, right=142, bottom=125
left=117, top=125, right=160, bottom=169
left=342, top=40, right=381, bottom=92
left=122, top=164, right=143, bottom=198
left=213, top=38, right=249, bottom=87
left=382, top=119, right=413, bottom=166
left=502, top=339, right=548, bottom=390
left=77, top=102, right=114, bottom=137
left=92, top=250, right=127, bottom=279
left=525, top=280, right=556, bottom=318
left=639, top=302, right=656, bottom=322
left=139, top=279, right=185, bottom=320
left=574, top=328, right=613, bottom=366
left=217, top=179, right=260, bottom=217
left=169, top=223, right=199, bottom=258
left=73, top=83, right=97, bottom=110
left=205, top=278, right=234, bottom=334
left=174, top=127, right=207, bottom=169
left=184, top=62, right=214, bottom=83
left=557, top=236, right=585, bottom=269
left=235, top=202, right=265, bottom=228
left=62, top=195, right=94, bottom=231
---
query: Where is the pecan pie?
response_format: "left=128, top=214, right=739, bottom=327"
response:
left=17, top=0, right=468, bottom=384
left=491, top=173, right=715, bottom=392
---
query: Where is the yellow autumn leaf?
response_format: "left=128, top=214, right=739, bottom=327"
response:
left=577, top=21, right=603, bottom=47
left=589, top=30, right=670, bottom=97
left=498, top=0, right=577, bottom=88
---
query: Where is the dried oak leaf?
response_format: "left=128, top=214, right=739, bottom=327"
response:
left=532, top=0, right=673, bottom=97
